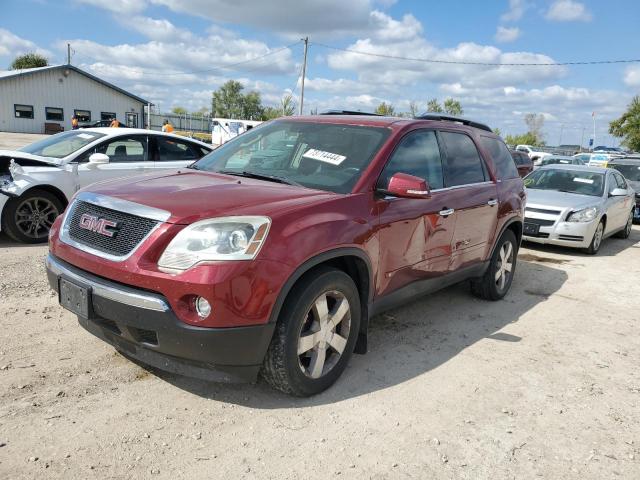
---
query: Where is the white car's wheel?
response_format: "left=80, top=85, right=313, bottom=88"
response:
left=2, top=189, right=63, bottom=243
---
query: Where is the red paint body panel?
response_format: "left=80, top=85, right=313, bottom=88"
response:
left=49, top=115, right=524, bottom=329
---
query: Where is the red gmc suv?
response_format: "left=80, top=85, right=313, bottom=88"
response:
left=46, top=113, right=525, bottom=396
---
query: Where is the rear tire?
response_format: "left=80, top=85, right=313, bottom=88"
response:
left=614, top=210, right=633, bottom=239
left=1, top=189, right=63, bottom=243
left=584, top=219, right=604, bottom=255
left=471, top=230, right=518, bottom=301
left=261, top=267, right=360, bottom=397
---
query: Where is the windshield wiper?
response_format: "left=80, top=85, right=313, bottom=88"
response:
left=218, top=170, right=301, bottom=186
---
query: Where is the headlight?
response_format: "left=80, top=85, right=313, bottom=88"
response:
left=566, top=207, right=597, bottom=223
left=158, top=216, right=271, bottom=272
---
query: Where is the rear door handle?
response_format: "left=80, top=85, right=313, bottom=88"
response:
left=487, top=199, right=498, bottom=207
left=439, top=208, right=454, bottom=217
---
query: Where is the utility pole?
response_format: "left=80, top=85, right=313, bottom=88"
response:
left=592, top=111, right=596, bottom=151
left=67, top=43, right=71, bottom=65
left=580, top=126, right=586, bottom=151
left=559, top=123, right=564, bottom=146
left=299, top=37, right=308, bottom=116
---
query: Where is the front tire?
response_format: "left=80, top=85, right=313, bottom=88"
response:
left=584, top=219, right=604, bottom=255
left=471, top=230, right=518, bottom=301
left=1, top=189, right=63, bottom=243
left=261, top=267, right=361, bottom=396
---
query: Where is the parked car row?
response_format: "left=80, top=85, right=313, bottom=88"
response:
left=2, top=115, right=635, bottom=396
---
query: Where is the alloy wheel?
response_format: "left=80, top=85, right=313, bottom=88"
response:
left=297, top=290, right=351, bottom=379
left=593, top=222, right=604, bottom=251
left=14, top=197, right=59, bottom=240
left=626, top=211, right=633, bottom=236
left=494, top=240, right=514, bottom=291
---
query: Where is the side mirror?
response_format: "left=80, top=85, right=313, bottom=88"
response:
left=385, top=173, right=431, bottom=199
left=610, top=188, right=627, bottom=197
left=89, top=153, right=109, bottom=164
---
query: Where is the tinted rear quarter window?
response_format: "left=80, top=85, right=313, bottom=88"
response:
left=481, top=136, right=520, bottom=179
left=439, top=131, right=486, bottom=187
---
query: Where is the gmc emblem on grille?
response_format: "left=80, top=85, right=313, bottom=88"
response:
left=79, top=213, right=119, bottom=238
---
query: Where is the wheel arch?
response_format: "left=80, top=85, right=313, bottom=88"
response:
left=267, top=248, right=374, bottom=354
left=489, top=216, right=523, bottom=259
left=20, top=184, right=70, bottom=209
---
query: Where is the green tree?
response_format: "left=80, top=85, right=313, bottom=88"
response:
left=443, top=98, right=463, bottom=116
left=375, top=102, right=395, bottom=116
left=492, top=127, right=502, bottom=137
left=280, top=93, right=296, bottom=116
left=523, top=113, right=545, bottom=141
left=171, top=106, right=187, bottom=115
left=504, top=132, right=541, bottom=146
left=10, top=52, right=48, bottom=70
left=426, top=98, right=443, bottom=113
left=408, top=100, right=419, bottom=118
left=211, top=80, right=264, bottom=119
left=609, top=95, right=640, bottom=151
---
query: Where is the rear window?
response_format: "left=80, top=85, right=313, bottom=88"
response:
left=439, top=131, right=486, bottom=186
left=610, top=163, right=640, bottom=182
left=481, top=136, right=519, bottom=179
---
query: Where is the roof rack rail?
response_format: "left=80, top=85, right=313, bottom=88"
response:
left=319, top=110, right=382, bottom=116
left=415, top=113, right=492, bottom=133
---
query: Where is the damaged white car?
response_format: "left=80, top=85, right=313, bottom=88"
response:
left=0, top=129, right=212, bottom=243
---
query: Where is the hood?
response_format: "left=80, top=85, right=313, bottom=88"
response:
left=0, top=150, right=64, bottom=172
left=84, top=170, right=337, bottom=224
left=526, top=188, right=601, bottom=210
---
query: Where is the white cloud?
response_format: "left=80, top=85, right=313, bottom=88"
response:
left=623, top=66, right=640, bottom=87
left=76, top=0, right=146, bottom=14
left=545, top=0, right=592, bottom=22
left=0, top=28, right=51, bottom=60
left=149, top=0, right=375, bottom=36
left=500, top=0, right=529, bottom=22
left=495, top=26, right=521, bottom=43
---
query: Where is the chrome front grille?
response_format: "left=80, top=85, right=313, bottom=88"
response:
left=67, top=201, right=158, bottom=257
left=524, top=216, right=556, bottom=227
left=60, top=192, right=171, bottom=261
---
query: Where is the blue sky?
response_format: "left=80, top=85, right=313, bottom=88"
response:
left=2, top=0, right=639, bottom=146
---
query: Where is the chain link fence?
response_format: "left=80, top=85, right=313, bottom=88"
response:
left=146, top=112, right=212, bottom=133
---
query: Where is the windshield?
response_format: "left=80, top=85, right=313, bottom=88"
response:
left=19, top=131, right=106, bottom=158
left=541, top=157, right=573, bottom=166
left=524, top=169, right=604, bottom=196
left=192, top=120, right=390, bottom=194
left=610, top=163, right=640, bottom=181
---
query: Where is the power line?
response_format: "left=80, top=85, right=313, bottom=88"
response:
left=311, top=41, right=640, bottom=66
left=74, top=41, right=301, bottom=76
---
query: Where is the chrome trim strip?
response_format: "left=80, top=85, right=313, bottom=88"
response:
left=430, top=181, right=494, bottom=193
left=59, top=193, right=170, bottom=262
left=73, top=192, right=171, bottom=222
left=46, top=254, right=169, bottom=312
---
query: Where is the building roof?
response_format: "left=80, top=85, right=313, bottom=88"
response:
left=0, top=64, right=150, bottom=104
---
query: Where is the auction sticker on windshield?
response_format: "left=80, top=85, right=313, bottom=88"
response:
left=77, top=133, right=95, bottom=140
left=303, top=149, right=346, bottom=166
left=574, top=178, right=594, bottom=184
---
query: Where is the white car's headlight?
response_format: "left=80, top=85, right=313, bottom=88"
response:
left=567, top=206, right=597, bottom=223
left=158, top=216, right=271, bottom=273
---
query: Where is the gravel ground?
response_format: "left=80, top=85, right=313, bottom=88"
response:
left=0, top=227, right=639, bottom=479
left=0, top=132, right=49, bottom=150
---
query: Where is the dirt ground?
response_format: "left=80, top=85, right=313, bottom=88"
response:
left=0, top=227, right=638, bottom=479
left=0, top=132, right=49, bottom=150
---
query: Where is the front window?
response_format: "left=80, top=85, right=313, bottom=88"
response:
left=192, top=120, right=390, bottom=194
left=524, top=169, right=605, bottom=197
left=19, top=130, right=106, bottom=158
left=610, top=164, right=640, bottom=182
left=541, top=157, right=572, bottom=166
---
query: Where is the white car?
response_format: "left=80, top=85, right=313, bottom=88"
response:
left=0, top=128, right=212, bottom=243
left=515, top=144, right=552, bottom=165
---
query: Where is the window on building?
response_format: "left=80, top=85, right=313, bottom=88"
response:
left=45, top=107, right=64, bottom=122
left=14, top=104, right=34, bottom=119
left=74, top=109, right=91, bottom=122
left=101, top=112, right=116, bottom=121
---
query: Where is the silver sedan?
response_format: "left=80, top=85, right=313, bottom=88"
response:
left=523, top=165, right=635, bottom=254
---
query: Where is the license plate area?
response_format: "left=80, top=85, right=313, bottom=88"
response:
left=59, top=277, right=91, bottom=318
left=523, top=222, right=540, bottom=235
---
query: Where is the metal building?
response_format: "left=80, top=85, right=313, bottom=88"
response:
left=0, top=65, right=149, bottom=134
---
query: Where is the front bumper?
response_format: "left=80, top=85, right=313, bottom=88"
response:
left=0, top=194, right=8, bottom=232
left=46, top=254, right=275, bottom=382
left=523, top=218, right=598, bottom=249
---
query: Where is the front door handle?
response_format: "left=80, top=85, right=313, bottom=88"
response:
left=439, top=208, right=454, bottom=217
left=487, top=199, right=498, bottom=207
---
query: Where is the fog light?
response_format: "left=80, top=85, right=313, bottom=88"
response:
left=195, top=297, right=211, bottom=318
